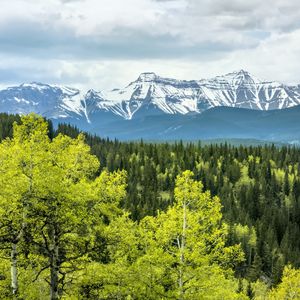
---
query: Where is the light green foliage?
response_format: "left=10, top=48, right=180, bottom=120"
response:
left=0, top=138, right=28, bottom=234
left=251, top=280, right=269, bottom=300
left=235, top=163, right=254, bottom=190
left=0, top=257, right=11, bottom=298
left=268, top=265, right=300, bottom=299
left=137, top=170, right=245, bottom=299
left=233, top=224, right=257, bottom=264
left=76, top=171, right=247, bottom=299
left=0, top=114, right=127, bottom=299
left=77, top=214, right=141, bottom=299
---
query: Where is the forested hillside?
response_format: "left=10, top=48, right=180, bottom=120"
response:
left=56, top=121, right=300, bottom=285
left=0, top=113, right=300, bottom=299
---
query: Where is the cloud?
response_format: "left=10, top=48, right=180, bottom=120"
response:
left=0, top=0, right=300, bottom=88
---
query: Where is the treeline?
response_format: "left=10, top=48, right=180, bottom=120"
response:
left=1, top=113, right=300, bottom=299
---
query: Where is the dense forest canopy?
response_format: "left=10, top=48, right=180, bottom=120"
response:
left=0, top=113, right=300, bottom=299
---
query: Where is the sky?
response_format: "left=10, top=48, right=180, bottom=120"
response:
left=1, top=0, right=300, bottom=90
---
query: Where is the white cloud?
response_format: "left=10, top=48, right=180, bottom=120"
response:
left=0, top=0, right=300, bottom=88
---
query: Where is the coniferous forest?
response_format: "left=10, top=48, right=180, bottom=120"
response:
left=0, top=112, right=300, bottom=299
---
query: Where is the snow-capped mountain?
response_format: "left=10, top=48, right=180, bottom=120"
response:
left=0, top=82, right=85, bottom=120
left=1, top=70, right=300, bottom=124
left=198, top=70, right=300, bottom=110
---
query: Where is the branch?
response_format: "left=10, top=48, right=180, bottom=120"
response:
left=41, top=226, right=50, bottom=254
left=32, top=265, right=50, bottom=282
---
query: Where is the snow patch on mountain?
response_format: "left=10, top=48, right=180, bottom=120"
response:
left=1, top=70, right=300, bottom=123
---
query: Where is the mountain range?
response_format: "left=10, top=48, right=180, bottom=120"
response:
left=1, top=70, right=300, bottom=142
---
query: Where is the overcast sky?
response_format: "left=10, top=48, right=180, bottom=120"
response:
left=1, top=0, right=300, bottom=90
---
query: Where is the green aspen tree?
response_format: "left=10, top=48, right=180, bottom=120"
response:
left=122, top=171, right=247, bottom=299
left=0, top=114, right=49, bottom=297
left=0, top=114, right=127, bottom=300
left=268, top=265, right=300, bottom=299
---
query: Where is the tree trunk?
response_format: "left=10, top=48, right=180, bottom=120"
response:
left=50, top=233, right=59, bottom=300
left=11, top=242, right=18, bottom=297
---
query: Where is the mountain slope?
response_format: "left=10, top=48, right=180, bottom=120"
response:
left=1, top=70, right=300, bottom=123
left=198, top=70, right=300, bottom=110
left=0, top=82, right=87, bottom=121
left=93, top=70, right=300, bottom=119
left=88, top=105, right=300, bottom=142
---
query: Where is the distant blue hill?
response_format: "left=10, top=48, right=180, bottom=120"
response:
left=84, top=105, right=300, bottom=143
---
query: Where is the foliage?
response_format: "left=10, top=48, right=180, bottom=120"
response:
left=0, top=114, right=126, bottom=299
left=1, top=114, right=300, bottom=298
left=76, top=172, right=246, bottom=299
left=268, top=265, right=300, bottom=299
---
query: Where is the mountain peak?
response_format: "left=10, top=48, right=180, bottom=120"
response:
left=21, top=82, right=47, bottom=87
left=137, top=72, right=157, bottom=82
left=86, top=88, right=98, bottom=94
left=222, top=69, right=261, bottom=85
left=236, top=69, right=249, bottom=75
left=235, top=69, right=256, bottom=79
left=19, top=82, right=52, bottom=91
left=226, top=69, right=252, bottom=77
